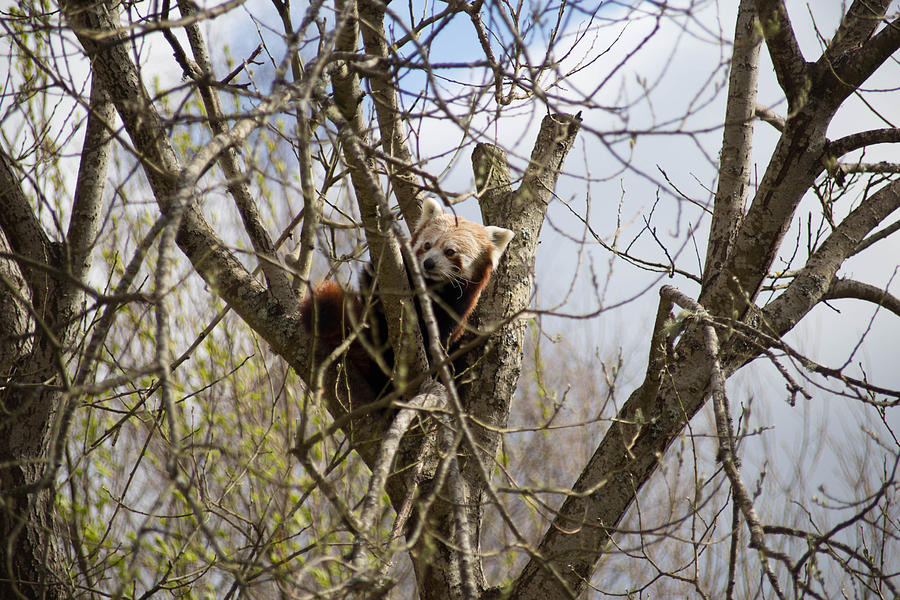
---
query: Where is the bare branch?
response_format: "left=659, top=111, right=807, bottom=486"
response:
left=703, top=0, right=762, bottom=289
left=824, top=15, right=900, bottom=105
left=824, top=278, right=900, bottom=319
left=704, top=313, right=789, bottom=600
left=358, top=0, right=428, bottom=224
left=645, top=288, right=795, bottom=597
left=763, top=178, right=900, bottom=336
left=836, top=161, right=900, bottom=174
left=513, top=286, right=715, bottom=599
left=464, top=114, right=582, bottom=498
left=398, top=201, right=536, bottom=597
left=461, top=114, right=582, bottom=599
left=826, top=0, right=894, bottom=59
left=754, top=104, right=785, bottom=131
left=828, top=128, right=900, bottom=158
left=350, top=383, right=446, bottom=570
left=66, top=77, right=113, bottom=285
left=702, top=105, right=829, bottom=313
left=176, top=0, right=297, bottom=309
left=706, top=7, right=899, bottom=314
left=75, top=219, right=165, bottom=387
left=271, top=0, right=322, bottom=299
left=765, top=516, right=900, bottom=599
left=287, top=113, right=321, bottom=298
left=17, top=78, right=116, bottom=499
left=442, top=425, right=479, bottom=599
left=0, top=149, right=53, bottom=308
left=717, top=316, right=900, bottom=401
left=755, top=0, right=808, bottom=106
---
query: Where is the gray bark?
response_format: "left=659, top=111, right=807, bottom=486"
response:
left=2, top=1, right=898, bottom=598
left=55, top=2, right=581, bottom=597
left=511, top=2, right=900, bottom=597
left=0, top=73, right=113, bottom=600
left=701, top=0, right=761, bottom=289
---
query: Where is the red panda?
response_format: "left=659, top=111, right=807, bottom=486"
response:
left=301, top=197, right=514, bottom=398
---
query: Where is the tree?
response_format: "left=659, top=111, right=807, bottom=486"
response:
left=1, top=0, right=898, bottom=598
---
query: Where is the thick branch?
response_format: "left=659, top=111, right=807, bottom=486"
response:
left=823, top=278, right=900, bottom=319
left=330, top=109, right=418, bottom=372
left=700, top=110, right=828, bottom=314
left=30, top=75, right=117, bottom=509
left=176, top=0, right=296, bottom=309
left=702, top=0, right=761, bottom=289
left=853, top=217, right=900, bottom=256
left=0, top=150, right=53, bottom=311
left=705, top=7, right=899, bottom=315
left=358, top=0, right=424, bottom=224
left=0, top=227, right=29, bottom=376
left=827, top=128, right=900, bottom=159
left=0, top=70, right=113, bottom=600
left=821, top=15, right=900, bottom=109
left=512, top=286, right=718, bottom=598
left=67, top=77, right=114, bottom=286
left=755, top=0, right=808, bottom=107
left=826, top=0, right=894, bottom=59
left=637, top=288, right=675, bottom=411
left=458, top=115, right=585, bottom=598
left=327, top=0, right=413, bottom=373
left=463, top=113, right=582, bottom=480
left=0, top=148, right=72, bottom=600
left=762, top=178, right=900, bottom=337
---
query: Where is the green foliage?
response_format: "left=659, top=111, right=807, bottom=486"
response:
left=56, top=204, right=376, bottom=595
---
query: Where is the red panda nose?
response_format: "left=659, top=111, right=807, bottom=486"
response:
left=423, top=257, right=435, bottom=271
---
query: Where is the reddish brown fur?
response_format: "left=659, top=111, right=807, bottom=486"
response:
left=301, top=280, right=356, bottom=344
left=300, top=198, right=513, bottom=398
left=442, top=253, right=493, bottom=344
left=301, top=280, right=387, bottom=387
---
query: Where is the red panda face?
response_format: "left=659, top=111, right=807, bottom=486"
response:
left=411, top=197, right=514, bottom=282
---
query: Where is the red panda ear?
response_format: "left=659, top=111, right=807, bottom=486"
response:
left=417, top=197, right=443, bottom=229
left=485, top=226, right=515, bottom=266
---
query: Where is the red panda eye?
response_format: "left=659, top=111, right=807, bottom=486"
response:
left=423, top=242, right=431, bottom=250
left=444, top=248, right=455, bottom=257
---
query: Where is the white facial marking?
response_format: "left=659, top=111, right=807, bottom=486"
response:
left=411, top=196, right=514, bottom=280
